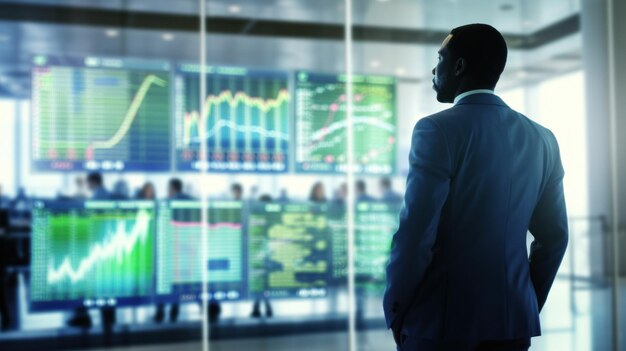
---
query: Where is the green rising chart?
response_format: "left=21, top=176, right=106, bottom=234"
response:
left=295, top=71, right=397, bottom=174
left=30, top=201, right=155, bottom=310
left=31, top=55, right=171, bottom=172
left=176, top=65, right=290, bottom=172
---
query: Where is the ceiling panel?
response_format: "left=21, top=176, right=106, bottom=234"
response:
left=0, top=0, right=582, bottom=97
left=0, top=0, right=580, bottom=33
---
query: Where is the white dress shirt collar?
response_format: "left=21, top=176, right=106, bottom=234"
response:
left=453, top=89, right=495, bottom=104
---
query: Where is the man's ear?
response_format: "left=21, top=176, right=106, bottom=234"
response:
left=454, top=58, right=466, bottom=77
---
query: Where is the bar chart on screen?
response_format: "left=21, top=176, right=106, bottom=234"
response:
left=175, top=65, right=290, bottom=172
left=31, top=55, right=171, bottom=172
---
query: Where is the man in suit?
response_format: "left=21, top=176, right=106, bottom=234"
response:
left=167, top=178, right=193, bottom=200
left=383, top=24, right=568, bottom=351
left=154, top=177, right=193, bottom=324
left=86, top=172, right=110, bottom=200
left=380, top=177, right=403, bottom=203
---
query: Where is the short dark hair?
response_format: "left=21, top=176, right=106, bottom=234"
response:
left=356, top=180, right=366, bottom=192
left=169, top=178, right=183, bottom=193
left=380, top=177, right=391, bottom=189
left=258, top=194, right=272, bottom=203
left=447, top=24, right=508, bottom=88
left=87, top=172, right=103, bottom=186
left=231, top=183, right=242, bottom=193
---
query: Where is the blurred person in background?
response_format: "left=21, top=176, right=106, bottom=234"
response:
left=137, top=182, right=156, bottom=200
left=332, top=182, right=347, bottom=206
left=73, top=176, right=88, bottom=200
left=379, top=177, right=402, bottom=203
left=155, top=178, right=195, bottom=324
left=356, top=180, right=374, bottom=202
left=86, top=172, right=110, bottom=200
left=309, top=182, right=327, bottom=203
left=110, top=179, right=130, bottom=200
left=230, top=183, right=243, bottom=201
left=9, top=187, right=32, bottom=231
left=167, top=178, right=192, bottom=200
left=0, top=185, right=9, bottom=209
left=277, top=188, right=289, bottom=202
left=68, top=172, right=112, bottom=329
left=250, top=194, right=274, bottom=318
left=384, top=24, right=567, bottom=351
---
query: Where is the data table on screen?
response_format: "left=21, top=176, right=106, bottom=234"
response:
left=156, top=201, right=245, bottom=301
left=328, top=201, right=401, bottom=293
left=31, top=55, right=171, bottom=172
left=30, top=201, right=156, bottom=311
left=175, top=65, right=290, bottom=173
left=248, top=202, right=331, bottom=299
left=295, top=71, right=397, bottom=174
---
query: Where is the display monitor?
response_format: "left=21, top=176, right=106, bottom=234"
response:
left=248, top=202, right=331, bottom=298
left=175, top=64, right=290, bottom=172
left=294, top=71, right=397, bottom=174
left=156, top=201, right=245, bottom=301
left=328, top=201, right=401, bottom=293
left=30, top=200, right=156, bottom=311
left=31, top=55, right=171, bottom=171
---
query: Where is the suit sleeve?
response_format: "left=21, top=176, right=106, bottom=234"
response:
left=528, top=133, right=568, bottom=312
left=383, top=117, right=452, bottom=329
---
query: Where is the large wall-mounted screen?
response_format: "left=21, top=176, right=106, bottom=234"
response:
left=156, top=201, right=245, bottom=301
left=31, top=55, right=171, bottom=172
left=294, top=71, right=397, bottom=174
left=328, top=201, right=401, bottom=293
left=175, top=65, right=290, bottom=173
left=248, top=202, right=331, bottom=299
left=30, top=200, right=156, bottom=311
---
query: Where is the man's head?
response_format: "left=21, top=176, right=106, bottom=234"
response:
left=231, top=183, right=243, bottom=200
left=168, top=178, right=183, bottom=198
left=356, top=180, right=366, bottom=195
left=86, top=172, right=103, bottom=191
left=380, top=177, right=392, bottom=192
left=432, top=24, right=508, bottom=103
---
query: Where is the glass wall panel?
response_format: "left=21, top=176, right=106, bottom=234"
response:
left=0, top=1, right=621, bottom=350
left=201, top=1, right=349, bottom=350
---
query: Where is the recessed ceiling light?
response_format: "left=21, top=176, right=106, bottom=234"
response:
left=395, top=67, right=407, bottom=76
left=516, top=70, right=529, bottom=78
left=376, top=0, right=391, bottom=2
left=370, top=60, right=380, bottom=68
left=105, top=29, right=119, bottom=38
left=162, top=32, right=175, bottom=41
left=228, top=5, right=241, bottom=14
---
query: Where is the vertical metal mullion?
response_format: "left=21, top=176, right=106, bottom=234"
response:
left=199, top=1, right=210, bottom=351
left=606, top=0, right=621, bottom=349
left=344, top=1, right=357, bottom=350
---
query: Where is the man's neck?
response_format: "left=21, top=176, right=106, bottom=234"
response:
left=453, top=89, right=495, bottom=104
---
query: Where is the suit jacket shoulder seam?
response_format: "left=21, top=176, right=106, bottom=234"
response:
left=424, top=117, right=453, bottom=175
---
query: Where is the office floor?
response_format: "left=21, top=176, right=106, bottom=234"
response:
left=85, top=279, right=626, bottom=351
